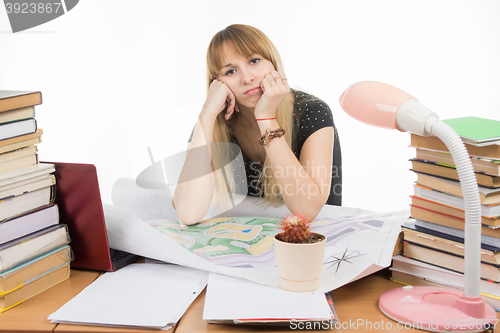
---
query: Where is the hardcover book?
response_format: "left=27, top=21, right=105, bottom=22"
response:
left=0, top=224, right=70, bottom=273
left=413, top=185, right=500, bottom=218
left=0, top=129, right=43, bottom=155
left=410, top=206, right=500, bottom=239
left=415, top=148, right=500, bottom=176
left=415, top=173, right=500, bottom=205
left=0, top=153, right=38, bottom=174
left=402, top=222, right=500, bottom=265
left=413, top=219, right=500, bottom=248
left=0, top=185, right=56, bottom=222
left=0, top=204, right=59, bottom=245
left=0, top=106, right=35, bottom=125
left=0, top=145, right=38, bottom=164
left=410, top=196, right=500, bottom=227
left=0, top=91, right=42, bottom=113
left=0, top=264, right=69, bottom=313
left=443, top=117, right=500, bottom=145
left=0, top=118, right=37, bottom=141
left=412, top=135, right=500, bottom=157
left=0, top=245, right=71, bottom=295
left=0, top=162, right=54, bottom=188
left=403, top=240, right=500, bottom=282
left=0, top=173, right=55, bottom=201
left=411, top=159, right=500, bottom=188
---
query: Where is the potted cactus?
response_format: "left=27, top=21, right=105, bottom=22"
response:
left=274, top=213, right=326, bottom=292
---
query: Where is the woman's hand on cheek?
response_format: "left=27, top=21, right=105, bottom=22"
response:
left=202, top=79, right=239, bottom=121
left=254, top=70, right=290, bottom=119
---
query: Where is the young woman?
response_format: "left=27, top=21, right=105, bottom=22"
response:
left=173, top=24, right=341, bottom=225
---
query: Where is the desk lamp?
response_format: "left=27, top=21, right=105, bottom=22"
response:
left=339, top=81, right=496, bottom=332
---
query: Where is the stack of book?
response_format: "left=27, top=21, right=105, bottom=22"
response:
left=390, top=116, right=500, bottom=310
left=0, top=91, right=71, bottom=313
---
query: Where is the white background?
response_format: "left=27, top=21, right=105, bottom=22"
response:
left=1, top=0, right=499, bottom=213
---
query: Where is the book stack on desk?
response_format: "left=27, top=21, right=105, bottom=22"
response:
left=0, top=91, right=71, bottom=313
left=390, top=116, right=500, bottom=310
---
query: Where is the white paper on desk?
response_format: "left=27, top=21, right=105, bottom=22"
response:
left=48, top=263, right=208, bottom=330
left=203, top=273, right=332, bottom=321
left=106, top=180, right=408, bottom=293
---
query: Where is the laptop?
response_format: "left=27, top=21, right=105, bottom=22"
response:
left=43, top=162, right=140, bottom=271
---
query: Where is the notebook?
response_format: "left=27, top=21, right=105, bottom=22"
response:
left=41, top=162, right=140, bottom=271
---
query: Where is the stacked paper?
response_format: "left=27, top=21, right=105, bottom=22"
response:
left=48, top=263, right=208, bottom=330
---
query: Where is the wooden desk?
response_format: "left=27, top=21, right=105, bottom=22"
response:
left=0, top=269, right=99, bottom=333
left=2, top=269, right=499, bottom=332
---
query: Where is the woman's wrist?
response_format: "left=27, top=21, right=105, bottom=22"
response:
left=258, top=127, right=286, bottom=146
left=199, top=109, right=219, bottom=126
left=257, top=119, right=279, bottom=134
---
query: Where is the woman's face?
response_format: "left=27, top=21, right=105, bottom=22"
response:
left=217, top=45, right=275, bottom=109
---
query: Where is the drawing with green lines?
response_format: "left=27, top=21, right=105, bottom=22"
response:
left=146, top=217, right=281, bottom=266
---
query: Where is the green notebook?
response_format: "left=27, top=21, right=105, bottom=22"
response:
left=443, top=116, right=500, bottom=144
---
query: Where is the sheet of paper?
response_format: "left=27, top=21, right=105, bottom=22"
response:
left=104, top=197, right=408, bottom=293
left=203, top=273, right=332, bottom=321
left=48, top=263, right=208, bottom=329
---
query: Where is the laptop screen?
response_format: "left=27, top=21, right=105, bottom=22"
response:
left=42, top=162, right=115, bottom=271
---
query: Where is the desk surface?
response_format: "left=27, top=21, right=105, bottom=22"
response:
left=176, top=269, right=421, bottom=333
left=1, top=268, right=499, bottom=332
left=0, top=269, right=99, bottom=333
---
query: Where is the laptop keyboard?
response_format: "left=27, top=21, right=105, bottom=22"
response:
left=109, top=248, right=131, bottom=262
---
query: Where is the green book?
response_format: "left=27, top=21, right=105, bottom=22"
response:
left=443, top=116, right=500, bottom=144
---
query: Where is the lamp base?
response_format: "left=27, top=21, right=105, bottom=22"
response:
left=379, top=286, right=497, bottom=332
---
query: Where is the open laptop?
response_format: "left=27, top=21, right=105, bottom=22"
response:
left=43, top=162, right=140, bottom=271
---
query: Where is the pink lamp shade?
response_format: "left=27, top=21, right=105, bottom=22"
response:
left=339, top=81, right=416, bottom=131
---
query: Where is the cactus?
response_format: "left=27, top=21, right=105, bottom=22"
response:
left=278, top=213, right=311, bottom=244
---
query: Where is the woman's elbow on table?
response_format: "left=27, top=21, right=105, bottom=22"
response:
left=292, top=192, right=330, bottom=221
left=175, top=206, right=208, bottom=225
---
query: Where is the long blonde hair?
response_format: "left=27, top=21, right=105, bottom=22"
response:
left=206, top=24, right=294, bottom=207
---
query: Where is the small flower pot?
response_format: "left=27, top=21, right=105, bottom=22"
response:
left=273, top=232, right=326, bottom=292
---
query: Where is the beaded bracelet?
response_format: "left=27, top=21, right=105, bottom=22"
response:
left=258, top=128, right=286, bottom=146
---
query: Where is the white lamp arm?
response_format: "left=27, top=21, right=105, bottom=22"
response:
left=430, top=120, right=482, bottom=298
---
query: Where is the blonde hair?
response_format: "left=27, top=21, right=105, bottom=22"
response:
left=206, top=24, right=294, bottom=207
